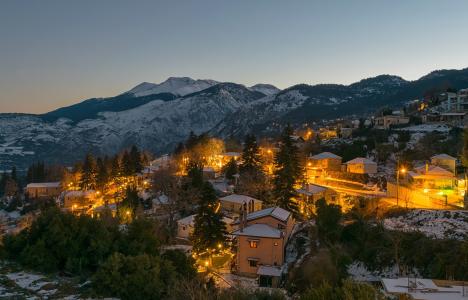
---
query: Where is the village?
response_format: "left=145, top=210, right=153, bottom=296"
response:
left=1, top=88, right=468, bottom=299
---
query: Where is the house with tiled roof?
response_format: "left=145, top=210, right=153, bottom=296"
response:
left=232, top=206, right=295, bottom=285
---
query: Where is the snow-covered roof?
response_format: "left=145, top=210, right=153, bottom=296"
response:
left=257, top=265, right=283, bottom=277
left=177, top=214, right=233, bottom=226
left=381, top=277, right=468, bottom=300
left=412, top=165, right=454, bottom=177
left=220, top=194, right=262, bottom=205
left=232, top=224, right=282, bottom=238
left=296, top=184, right=327, bottom=196
left=223, top=152, right=241, bottom=157
left=26, top=182, right=61, bottom=188
left=431, top=153, right=456, bottom=161
left=246, top=206, right=291, bottom=222
left=64, top=190, right=95, bottom=197
left=177, top=214, right=195, bottom=225
left=310, top=152, right=341, bottom=160
left=152, top=194, right=169, bottom=205
left=345, top=157, right=376, bottom=165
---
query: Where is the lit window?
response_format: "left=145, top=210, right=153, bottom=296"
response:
left=249, top=241, right=258, bottom=248
left=274, top=242, right=278, bottom=246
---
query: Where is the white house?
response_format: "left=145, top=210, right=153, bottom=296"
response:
left=219, top=194, right=263, bottom=214
left=345, top=157, right=377, bottom=174
left=176, top=214, right=234, bottom=239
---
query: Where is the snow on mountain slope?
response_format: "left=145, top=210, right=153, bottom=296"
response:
left=249, top=84, right=280, bottom=96
left=0, top=83, right=263, bottom=169
left=128, top=77, right=219, bottom=97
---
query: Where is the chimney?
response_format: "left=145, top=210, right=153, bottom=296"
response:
left=240, top=202, right=247, bottom=232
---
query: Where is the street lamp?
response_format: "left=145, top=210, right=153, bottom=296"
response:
left=396, top=166, right=406, bottom=206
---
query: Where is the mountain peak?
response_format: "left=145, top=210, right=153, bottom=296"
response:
left=249, top=84, right=280, bottom=96
left=128, top=77, right=219, bottom=97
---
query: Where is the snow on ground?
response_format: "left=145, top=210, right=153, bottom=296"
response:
left=347, top=261, right=420, bottom=282
left=6, top=272, right=51, bottom=291
left=396, top=124, right=451, bottom=133
left=383, top=209, right=468, bottom=240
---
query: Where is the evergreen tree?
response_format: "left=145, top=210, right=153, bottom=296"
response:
left=239, top=134, right=263, bottom=174
left=110, top=155, right=121, bottom=178
left=223, top=158, right=238, bottom=181
left=121, top=151, right=133, bottom=176
left=80, top=153, right=97, bottom=190
left=192, top=182, right=227, bottom=254
left=129, top=145, right=143, bottom=174
left=186, top=161, right=204, bottom=190
left=272, top=124, right=302, bottom=216
left=96, top=157, right=108, bottom=191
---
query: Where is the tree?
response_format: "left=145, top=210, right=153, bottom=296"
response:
left=239, top=134, right=263, bottom=174
left=186, top=161, right=204, bottom=190
left=315, top=198, right=342, bottom=243
left=223, top=158, right=238, bottom=181
left=110, top=155, right=121, bottom=178
left=96, top=157, right=108, bottom=191
left=273, top=124, right=303, bottom=216
left=80, top=153, right=97, bottom=190
left=192, top=182, right=227, bottom=255
left=121, top=151, right=133, bottom=177
left=129, top=145, right=143, bottom=174
left=92, top=253, right=177, bottom=300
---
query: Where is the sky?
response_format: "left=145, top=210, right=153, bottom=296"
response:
left=1, top=0, right=468, bottom=114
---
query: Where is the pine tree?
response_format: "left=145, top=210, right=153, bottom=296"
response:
left=80, top=153, right=97, bottom=190
left=130, top=145, right=143, bottom=174
left=111, top=155, right=121, bottom=178
left=239, top=134, right=263, bottom=174
left=96, top=157, right=108, bottom=191
left=223, top=158, right=238, bottom=181
left=121, top=151, right=133, bottom=176
left=187, top=161, right=204, bottom=190
left=192, top=182, right=227, bottom=254
left=272, top=124, right=302, bottom=216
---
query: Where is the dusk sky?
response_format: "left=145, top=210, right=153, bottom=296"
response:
left=1, top=0, right=468, bottom=114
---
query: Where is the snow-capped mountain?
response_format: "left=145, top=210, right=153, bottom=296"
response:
left=2, top=68, right=468, bottom=169
left=127, top=77, right=219, bottom=97
left=249, top=84, right=280, bottom=96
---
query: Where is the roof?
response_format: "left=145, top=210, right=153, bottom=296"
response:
left=296, top=184, right=327, bottom=196
left=177, top=214, right=233, bottom=226
left=64, top=190, right=95, bottom=197
left=245, top=206, right=291, bottom=222
left=257, top=265, right=283, bottom=277
left=413, top=165, right=455, bottom=177
left=223, top=152, right=241, bottom=157
left=431, top=153, right=457, bottom=161
left=220, top=194, right=262, bottom=205
left=203, top=167, right=215, bottom=172
left=232, top=224, right=282, bottom=238
left=345, top=157, right=376, bottom=165
left=310, top=152, right=342, bottom=160
left=26, top=182, right=61, bottom=188
left=381, top=277, right=468, bottom=300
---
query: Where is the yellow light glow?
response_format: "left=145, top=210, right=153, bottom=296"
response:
left=204, top=260, right=209, bottom=267
left=217, top=243, right=222, bottom=249
left=400, top=168, right=406, bottom=174
left=423, top=188, right=429, bottom=193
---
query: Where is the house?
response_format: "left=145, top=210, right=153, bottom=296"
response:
left=63, top=190, right=97, bottom=210
left=176, top=214, right=234, bottom=240
left=203, top=167, right=216, bottom=180
left=219, top=194, right=262, bottom=214
left=339, top=127, right=353, bottom=139
left=222, top=152, right=241, bottom=164
left=374, top=115, right=410, bottom=129
left=308, top=152, right=342, bottom=172
left=232, top=206, right=294, bottom=282
left=408, top=164, right=456, bottom=189
left=431, top=154, right=457, bottom=174
left=381, top=277, right=468, bottom=300
left=26, top=182, right=61, bottom=199
left=296, top=184, right=338, bottom=215
left=344, top=157, right=377, bottom=174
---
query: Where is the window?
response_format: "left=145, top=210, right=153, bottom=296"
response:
left=249, top=240, right=258, bottom=248
left=248, top=259, right=258, bottom=267
left=274, top=242, right=278, bottom=246
left=277, top=223, right=285, bottom=230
